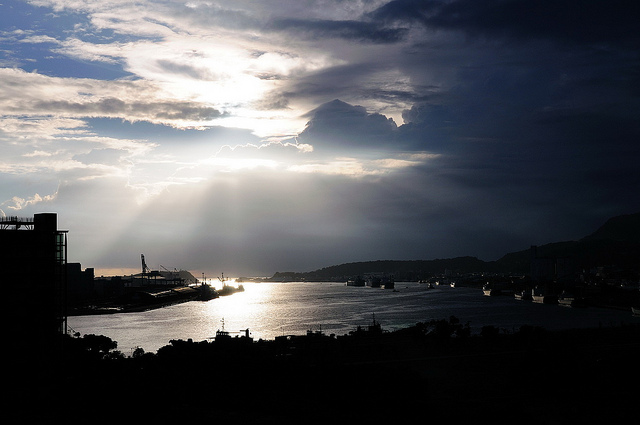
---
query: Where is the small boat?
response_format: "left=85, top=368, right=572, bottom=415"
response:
left=532, top=292, right=557, bottom=304
left=557, top=291, right=586, bottom=308
left=381, top=275, right=395, bottom=289
left=632, top=307, right=640, bottom=316
left=483, top=283, right=501, bottom=296
left=347, top=276, right=366, bottom=287
left=366, top=276, right=382, bottom=288
left=514, top=290, right=532, bottom=301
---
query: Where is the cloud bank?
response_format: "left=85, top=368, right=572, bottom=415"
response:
left=1, top=0, right=638, bottom=276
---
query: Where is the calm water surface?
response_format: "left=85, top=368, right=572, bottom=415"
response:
left=68, top=281, right=640, bottom=354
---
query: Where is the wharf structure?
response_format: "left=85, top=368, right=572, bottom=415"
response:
left=1, top=213, right=68, bottom=355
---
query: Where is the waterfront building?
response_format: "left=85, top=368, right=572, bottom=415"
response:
left=1, top=213, right=68, bottom=352
left=67, top=263, right=95, bottom=307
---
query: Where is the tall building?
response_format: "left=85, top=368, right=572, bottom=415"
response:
left=1, top=213, right=68, bottom=352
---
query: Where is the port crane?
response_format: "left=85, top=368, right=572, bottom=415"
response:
left=141, top=256, right=185, bottom=286
left=141, top=254, right=150, bottom=275
left=160, top=264, right=181, bottom=284
left=141, top=254, right=153, bottom=285
left=160, top=264, right=177, bottom=273
left=160, top=264, right=178, bottom=276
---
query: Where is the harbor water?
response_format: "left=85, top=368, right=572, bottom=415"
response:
left=68, top=281, right=640, bottom=354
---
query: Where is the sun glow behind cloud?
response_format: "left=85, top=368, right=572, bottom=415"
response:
left=0, top=0, right=440, bottom=269
left=17, top=1, right=344, bottom=136
left=3, top=0, right=638, bottom=277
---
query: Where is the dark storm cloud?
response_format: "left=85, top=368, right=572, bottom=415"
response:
left=284, top=63, right=376, bottom=101
left=298, top=99, right=398, bottom=152
left=371, top=0, right=640, bottom=46
left=268, top=17, right=408, bottom=43
left=397, top=93, right=640, bottom=218
left=294, top=4, right=640, bottom=251
left=370, top=1, right=640, bottom=199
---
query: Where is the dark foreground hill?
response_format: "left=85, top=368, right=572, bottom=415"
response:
left=10, top=321, right=639, bottom=424
left=272, top=212, right=640, bottom=280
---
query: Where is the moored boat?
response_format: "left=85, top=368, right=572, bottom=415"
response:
left=197, top=283, right=219, bottom=301
left=347, top=276, right=366, bottom=286
left=366, top=276, right=381, bottom=288
left=514, top=290, right=533, bottom=301
left=532, top=287, right=557, bottom=304
left=217, top=273, right=245, bottom=296
left=381, top=275, right=395, bottom=289
left=557, top=291, right=586, bottom=308
left=483, top=283, right=501, bottom=296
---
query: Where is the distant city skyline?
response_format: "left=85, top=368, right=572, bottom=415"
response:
left=1, top=1, right=639, bottom=276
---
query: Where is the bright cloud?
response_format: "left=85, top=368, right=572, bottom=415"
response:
left=2, top=192, right=58, bottom=210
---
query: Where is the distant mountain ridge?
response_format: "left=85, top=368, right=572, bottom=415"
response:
left=581, top=212, right=640, bottom=243
left=496, top=212, right=640, bottom=273
left=272, top=212, right=640, bottom=280
left=272, top=257, right=491, bottom=281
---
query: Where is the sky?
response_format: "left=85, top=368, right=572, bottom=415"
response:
left=1, top=0, right=639, bottom=277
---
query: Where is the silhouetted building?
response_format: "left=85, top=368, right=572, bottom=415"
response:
left=93, top=275, right=126, bottom=299
left=1, top=213, right=68, bottom=352
left=67, top=263, right=94, bottom=306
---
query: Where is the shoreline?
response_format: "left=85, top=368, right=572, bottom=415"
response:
left=68, top=283, right=244, bottom=316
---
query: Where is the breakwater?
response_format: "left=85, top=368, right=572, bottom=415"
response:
left=69, top=283, right=243, bottom=315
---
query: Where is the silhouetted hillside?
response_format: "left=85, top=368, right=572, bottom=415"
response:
left=272, top=257, right=498, bottom=281
left=494, top=239, right=639, bottom=273
left=581, top=212, right=640, bottom=243
left=274, top=212, right=640, bottom=279
left=495, top=212, right=640, bottom=273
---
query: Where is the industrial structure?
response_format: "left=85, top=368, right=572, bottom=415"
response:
left=2, top=213, right=68, bottom=354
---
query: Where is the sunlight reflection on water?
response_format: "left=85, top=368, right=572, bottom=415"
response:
left=68, top=281, right=640, bottom=355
